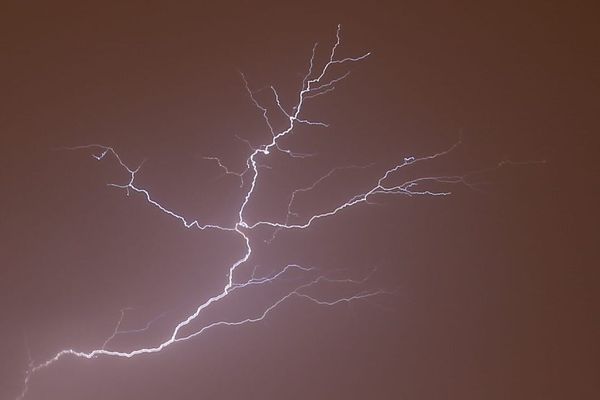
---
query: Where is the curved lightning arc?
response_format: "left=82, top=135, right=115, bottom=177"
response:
left=17, top=25, right=471, bottom=399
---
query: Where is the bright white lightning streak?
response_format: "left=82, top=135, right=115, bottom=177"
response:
left=17, top=25, right=472, bottom=399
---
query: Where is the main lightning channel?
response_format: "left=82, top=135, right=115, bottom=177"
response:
left=17, top=25, right=468, bottom=399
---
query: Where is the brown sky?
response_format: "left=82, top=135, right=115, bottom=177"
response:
left=1, top=1, right=598, bottom=399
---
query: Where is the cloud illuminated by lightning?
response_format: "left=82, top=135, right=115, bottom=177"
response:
left=17, top=25, right=477, bottom=399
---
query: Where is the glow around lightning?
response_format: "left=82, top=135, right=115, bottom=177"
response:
left=18, top=25, right=473, bottom=399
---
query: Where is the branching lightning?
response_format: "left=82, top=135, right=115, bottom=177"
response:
left=17, top=25, right=482, bottom=399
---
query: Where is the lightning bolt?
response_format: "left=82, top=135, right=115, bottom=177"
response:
left=17, top=25, right=482, bottom=399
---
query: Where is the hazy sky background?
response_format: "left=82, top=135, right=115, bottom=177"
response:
left=1, top=1, right=598, bottom=399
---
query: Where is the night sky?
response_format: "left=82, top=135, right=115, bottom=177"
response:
left=1, top=1, right=598, bottom=399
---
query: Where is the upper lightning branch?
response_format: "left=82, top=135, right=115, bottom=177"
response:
left=236, top=25, right=370, bottom=227
left=17, top=25, right=466, bottom=399
left=246, top=142, right=467, bottom=231
left=267, top=163, right=375, bottom=243
left=61, top=144, right=238, bottom=234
